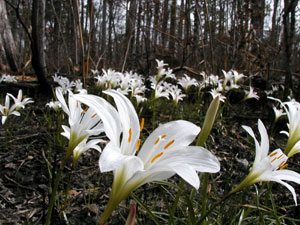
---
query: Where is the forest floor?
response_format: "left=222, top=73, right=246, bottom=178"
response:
left=1, top=81, right=300, bottom=225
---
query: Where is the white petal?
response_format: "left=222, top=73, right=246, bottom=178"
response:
left=153, top=146, right=220, bottom=173
left=74, top=94, right=121, bottom=146
left=61, top=125, right=70, bottom=139
left=125, top=169, right=175, bottom=189
left=257, top=119, right=269, bottom=158
left=280, top=130, right=289, bottom=137
left=104, top=90, right=140, bottom=155
left=99, top=142, right=143, bottom=173
left=172, top=164, right=200, bottom=189
left=11, top=111, right=20, bottom=116
left=2, top=116, right=7, bottom=124
left=55, top=87, right=69, bottom=115
left=84, top=139, right=104, bottom=152
left=271, top=178, right=298, bottom=205
left=138, top=120, right=200, bottom=164
left=272, top=169, right=300, bottom=184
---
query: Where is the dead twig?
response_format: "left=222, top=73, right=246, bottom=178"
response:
left=4, top=175, right=35, bottom=191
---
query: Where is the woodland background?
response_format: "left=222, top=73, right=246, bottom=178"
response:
left=0, top=0, right=300, bottom=96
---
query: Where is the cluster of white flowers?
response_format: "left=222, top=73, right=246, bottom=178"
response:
left=95, top=69, right=147, bottom=102
left=0, top=74, right=17, bottom=83
left=52, top=73, right=86, bottom=94
left=92, top=60, right=261, bottom=106
left=0, top=90, right=34, bottom=124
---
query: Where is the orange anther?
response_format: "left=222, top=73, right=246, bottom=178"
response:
left=164, top=140, right=175, bottom=150
left=128, top=128, right=132, bottom=142
left=136, top=139, right=141, bottom=151
left=269, top=151, right=278, bottom=157
left=280, top=163, right=288, bottom=170
left=151, top=152, right=164, bottom=163
left=140, top=118, right=144, bottom=132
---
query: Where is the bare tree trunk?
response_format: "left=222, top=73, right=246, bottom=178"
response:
left=0, top=0, right=19, bottom=72
left=271, top=0, right=279, bottom=43
left=101, top=0, right=107, bottom=55
left=135, top=1, right=142, bottom=58
left=153, top=0, right=160, bottom=46
left=107, top=0, right=113, bottom=66
left=161, top=0, right=169, bottom=47
left=124, top=0, right=136, bottom=70
left=178, top=0, right=184, bottom=41
left=31, top=0, right=52, bottom=95
left=169, top=0, right=176, bottom=53
left=250, top=0, right=265, bottom=39
left=283, top=0, right=298, bottom=98
left=144, top=1, right=152, bottom=75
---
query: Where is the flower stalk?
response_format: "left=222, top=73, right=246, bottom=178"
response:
left=196, top=94, right=220, bottom=147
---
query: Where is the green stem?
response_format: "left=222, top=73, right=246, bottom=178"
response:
left=200, top=174, right=209, bottom=225
left=98, top=196, right=119, bottom=225
left=152, top=100, right=156, bottom=131
left=196, top=191, right=235, bottom=225
left=167, top=179, right=185, bottom=225
left=45, top=146, right=72, bottom=225
left=62, top=169, right=74, bottom=212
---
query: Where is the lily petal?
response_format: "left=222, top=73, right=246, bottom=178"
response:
left=74, top=94, right=121, bottom=146
left=104, top=90, right=140, bottom=156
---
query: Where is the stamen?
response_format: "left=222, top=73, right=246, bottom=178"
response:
left=140, top=118, right=144, bottom=132
left=91, top=113, right=97, bottom=118
left=269, top=151, right=278, bottom=157
left=76, top=101, right=79, bottom=108
left=277, top=154, right=284, bottom=159
left=280, top=163, right=288, bottom=170
left=154, top=137, right=160, bottom=145
left=278, top=161, right=286, bottom=168
left=151, top=152, right=164, bottom=163
left=136, top=139, right=141, bottom=151
left=81, top=107, right=89, bottom=115
left=271, top=157, right=277, bottom=163
left=162, top=134, right=167, bottom=138
left=164, top=140, right=175, bottom=150
left=128, top=128, right=132, bottom=142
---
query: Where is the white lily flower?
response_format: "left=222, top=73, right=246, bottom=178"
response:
left=55, top=87, right=104, bottom=154
left=243, top=86, right=259, bottom=101
left=228, top=79, right=240, bottom=90
left=0, top=94, right=20, bottom=124
left=75, top=90, right=220, bottom=224
left=165, top=68, right=176, bottom=80
left=272, top=106, right=285, bottom=122
left=95, top=74, right=107, bottom=88
left=222, top=70, right=233, bottom=87
left=232, top=120, right=300, bottom=205
left=169, top=85, right=186, bottom=106
left=73, top=138, right=104, bottom=163
left=268, top=97, right=300, bottom=157
left=1, top=74, right=17, bottom=83
left=209, top=74, right=220, bottom=86
left=8, top=89, right=34, bottom=111
left=232, top=70, right=245, bottom=84
left=155, top=59, right=168, bottom=78
left=209, top=89, right=226, bottom=102
left=178, top=74, right=198, bottom=92
left=74, top=79, right=84, bottom=93
left=91, top=69, right=99, bottom=75
left=53, top=75, right=75, bottom=94
left=102, top=69, right=122, bottom=89
left=134, top=94, right=147, bottom=104
left=282, top=100, right=300, bottom=156
left=46, top=100, right=62, bottom=112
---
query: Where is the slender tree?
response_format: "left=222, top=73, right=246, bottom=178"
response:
left=0, top=0, right=19, bottom=72
left=31, top=0, right=52, bottom=95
